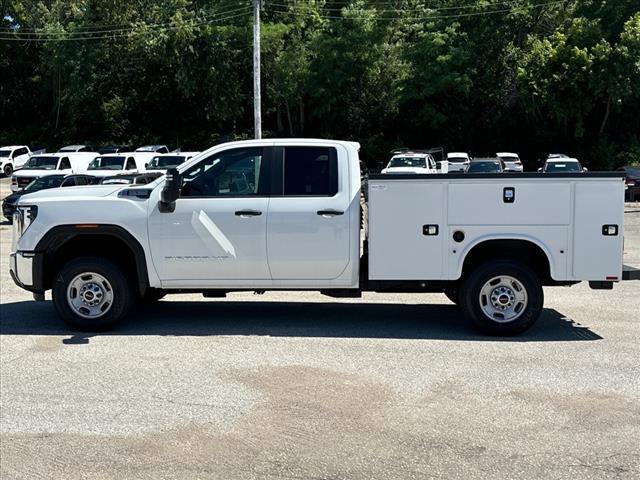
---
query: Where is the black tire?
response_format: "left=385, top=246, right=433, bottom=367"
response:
left=3, top=164, right=13, bottom=177
left=52, top=256, right=134, bottom=332
left=443, top=287, right=459, bottom=305
left=460, top=260, right=543, bottom=336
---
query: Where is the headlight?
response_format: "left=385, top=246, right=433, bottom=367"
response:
left=14, top=205, right=38, bottom=238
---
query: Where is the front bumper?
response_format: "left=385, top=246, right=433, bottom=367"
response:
left=9, top=251, right=44, bottom=293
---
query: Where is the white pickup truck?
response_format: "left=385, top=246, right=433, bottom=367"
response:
left=9, top=139, right=638, bottom=335
left=11, top=153, right=98, bottom=191
left=0, top=145, right=32, bottom=176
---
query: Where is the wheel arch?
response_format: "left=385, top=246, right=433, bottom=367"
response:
left=456, top=235, right=557, bottom=284
left=35, top=224, right=149, bottom=295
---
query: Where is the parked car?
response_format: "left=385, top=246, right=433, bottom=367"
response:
left=96, top=145, right=132, bottom=155
left=99, top=172, right=162, bottom=185
left=11, top=153, right=98, bottom=192
left=547, top=153, right=569, bottom=159
left=617, top=166, right=640, bottom=202
left=466, top=158, right=505, bottom=173
left=496, top=152, right=523, bottom=172
left=9, top=138, right=637, bottom=336
left=57, top=145, right=95, bottom=153
left=83, top=154, right=147, bottom=178
left=0, top=146, right=32, bottom=176
left=3, top=174, right=96, bottom=222
left=382, top=150, right=439, bottom=174
left=135, top=145, right=170, bottom=154
left=446, top=152, right=471, bottom=172
left=539, top=158, right=585, bottom=173
left=145, top=152, right=200, bottom=171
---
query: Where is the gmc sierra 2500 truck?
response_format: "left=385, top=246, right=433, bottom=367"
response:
left=9, top=139, right=639, bottom=335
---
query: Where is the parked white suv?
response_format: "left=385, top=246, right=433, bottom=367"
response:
left=0, top=146, right=32, bottom=176
left=540, top=157, right=586, bottom=173
left=382, top=150, right=439, bottom=174
left=9, top=138, right=637, bottom=336
left=496, top=152, right=523, bottom=172
left=446, top=152, right=471, bottom=172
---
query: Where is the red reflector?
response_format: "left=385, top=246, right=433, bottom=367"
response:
left=75, top=224, right=99, bottom=229
left=606, top=276, right=618, bottom=280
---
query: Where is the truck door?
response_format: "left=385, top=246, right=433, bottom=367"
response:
left=266, top=145, right=352, bottom=281
left=148, top=146, right=272, bottom=284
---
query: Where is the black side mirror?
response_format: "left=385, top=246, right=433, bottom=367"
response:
left=159, top=168, right=181, bottom=213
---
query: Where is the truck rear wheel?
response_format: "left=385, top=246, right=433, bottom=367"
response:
left=460, top=260, right=543, bottom=336
left=52, top=256, right=134, bottom=332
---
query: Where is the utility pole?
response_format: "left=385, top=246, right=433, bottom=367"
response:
left=253, top=0, right=262, bottom=139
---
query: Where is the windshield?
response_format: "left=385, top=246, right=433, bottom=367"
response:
left=387, top=157, right=427, bottom=168
left=25, top=176, right=64, bottom=191
left=23, top=156, right=59, bottom=170
left=544, top=162, right=581, bottom=172
left=468, top=161, right=502, bottom=173
left=147, top=155, right=185, bottom=170
left=0, top=150, right=10, bottom=157
left=88, top=156, right=125, bottom=170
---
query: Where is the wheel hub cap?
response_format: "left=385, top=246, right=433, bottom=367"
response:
left=479, top=276, right=528, bottom=323
left=67, top=272, right=114, bottom=319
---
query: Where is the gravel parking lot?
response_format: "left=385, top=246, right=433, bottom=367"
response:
left=1, top=176, right=639, bottom=479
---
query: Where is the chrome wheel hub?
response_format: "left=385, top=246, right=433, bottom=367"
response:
left=67, top=272, right=114, bottom=319
left=479, top=276, right=528, bottom=323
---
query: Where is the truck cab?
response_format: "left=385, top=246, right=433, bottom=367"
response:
left=9, top=139, right=635, bottom=335
left=84, top=154, right=144, bottom=177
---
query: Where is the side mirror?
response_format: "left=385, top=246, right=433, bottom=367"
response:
left=145, top=162, right=149, bottom=169
left=159, top=168, right=181, bottom=213
left=537, top=168, right=542, bottom=173
left=583, top=167, right=588, bottom=172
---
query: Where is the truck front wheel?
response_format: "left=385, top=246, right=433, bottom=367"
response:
left=460, top=261, right=543, bottom=336
left=52, top=256, right=134, bottom=332
left=3, top=164, right=12, bottom=177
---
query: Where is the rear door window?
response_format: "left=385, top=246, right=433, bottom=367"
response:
left=282, top=147, right=337, bottom=196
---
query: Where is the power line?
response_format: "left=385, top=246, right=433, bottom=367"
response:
left=0, top=3, right=251, bottom=33
left=0, top=9, right=252, bottom=42
left=269, top=0, right=564, bottom=13
left=269, top=0, right=567, bottom=21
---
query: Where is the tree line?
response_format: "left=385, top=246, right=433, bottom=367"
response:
left=1, top=0, right=639, bottom=170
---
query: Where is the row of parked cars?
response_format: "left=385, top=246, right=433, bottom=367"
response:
left=1, top=144, right=201, bottom=222
left=380, top=150, right=592, bottom=175
left=0, top=144, right=200, bottom=191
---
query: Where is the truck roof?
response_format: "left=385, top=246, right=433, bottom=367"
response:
left=496, top=152, right=518, bottom=157
left=0, top=145, right=28, bottom=150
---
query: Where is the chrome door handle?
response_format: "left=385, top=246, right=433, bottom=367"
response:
left=235, top=210, right=262, bottom=217
left=317, top=210, right=344, bottom=217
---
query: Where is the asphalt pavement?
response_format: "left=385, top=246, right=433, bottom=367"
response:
left=1, top=177, right=639, bottom=479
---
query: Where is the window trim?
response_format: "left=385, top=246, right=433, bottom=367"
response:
left=272, top=145, right=339, bottom=198
left=178, top=146, right=272, bottom=199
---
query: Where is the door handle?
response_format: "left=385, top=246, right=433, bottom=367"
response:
left=235, top=210, right=262, bottom=217
left=317, top=210, right=344, bottom=217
